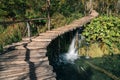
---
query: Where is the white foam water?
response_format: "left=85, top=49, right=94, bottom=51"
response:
left=65, top=37, right=79, bottom=62
left=59, top=36, right=79, bottom=64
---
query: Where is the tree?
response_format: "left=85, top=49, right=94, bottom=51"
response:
left=0, top=0, right=27, bottom=20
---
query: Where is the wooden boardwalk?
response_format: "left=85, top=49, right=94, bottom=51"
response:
left=0, top=10, right=98, bottom=80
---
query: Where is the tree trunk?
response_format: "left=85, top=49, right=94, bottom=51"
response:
left=89, top=0, right=93, bottom=11
left=47, top=0, right=51, bottom=30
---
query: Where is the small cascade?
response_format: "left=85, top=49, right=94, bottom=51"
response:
left=58, top=31, right=90, bottom=64
left=59, top=32, right=83, bottom=63
left=65, top=36, right=79, bottom=62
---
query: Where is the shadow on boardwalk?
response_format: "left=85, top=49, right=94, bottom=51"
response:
left=24, top=43, right=37, bottom=80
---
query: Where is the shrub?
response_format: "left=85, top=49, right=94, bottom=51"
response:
left=82, top=16, right=120, bottom=54
left=0, top=24, right=22, bottom=53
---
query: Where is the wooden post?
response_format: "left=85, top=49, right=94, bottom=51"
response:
left=47, top=0, right=51, bottom=30
left=89, top=0, right=93, bottom=12
left=27, top=22, right=31, bottom=41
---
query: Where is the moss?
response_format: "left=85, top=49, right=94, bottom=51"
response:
left=0, top=44, right=3, bottom=53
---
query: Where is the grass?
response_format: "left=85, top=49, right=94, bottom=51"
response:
left=0, top=24, right=22, bottom=53
left=78, top=42, right=120, bottom=58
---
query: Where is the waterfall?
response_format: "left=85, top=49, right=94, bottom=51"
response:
left=65, top=37, right=79, bottom=62
left=58, top=33, right=87, bottom=64
left=59, top=35, right=79, bottom=64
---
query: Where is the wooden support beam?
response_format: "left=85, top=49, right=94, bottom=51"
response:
left=26, top=22, right=31, bottom=41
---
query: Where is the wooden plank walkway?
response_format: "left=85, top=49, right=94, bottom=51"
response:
left=0, top=10, right=98, bottom=80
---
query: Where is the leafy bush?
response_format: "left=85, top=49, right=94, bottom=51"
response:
left=51, top=12, right=67, bottom=29
left=82, top=16, right=120, bottom=53
left=51, top=12, right=83, bottom=29
left=66, top=12, right=83, bottom=24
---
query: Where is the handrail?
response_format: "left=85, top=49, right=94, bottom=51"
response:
left=0, top=18, right=47, bottom=25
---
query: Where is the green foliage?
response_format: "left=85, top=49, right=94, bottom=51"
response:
left=82, top=16, right=120, bottom=53
left=0, top=25, right=5, bottom=34
left=0, top=25, right=22, bottom=52
left=0, top=44, right=3, bottom=53
left=51, top=12, right=83, bottom=29
left=0, top=0, right=46, bottom=20
left=25, top=0, right=46, bottom=18
left=89, top=55, right=120, bottom=77
left=0, top=0, right=119, bottom=20
left=66, top=12, right=83, bottom=24
left=51, top=0, right=85, bottom=16
left=93, top=0, right=119, bottom=15
left=0, top=0, right=27, bottom=19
